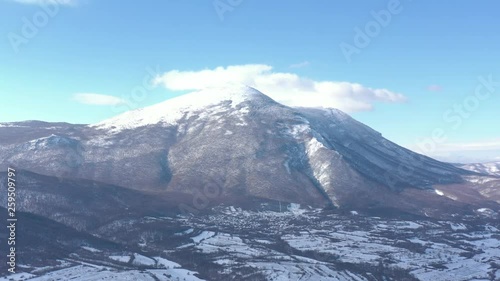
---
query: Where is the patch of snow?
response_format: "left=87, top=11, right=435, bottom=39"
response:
left=149, top=269, right=205, bottom=281
left=191, top=231, right=216, bottom=243
left=154, top=257, right=181, bottom=269
left=19, top=134, right=78, bottom=151
left=175, top=228, right=194, bottom=236
left=16, top=265, right=206, bottom=281
left=450, top=223, right=467, bottom=231
left=0, top=273, right=35, bottom=281
left=81, top=246, right=101, bottom=253
left=0, top=123, right=28, bottom=128
left=109, top=255, right=131, bottom=263
left=254, top=239, right=273, bottom=245
left=132, top=253, right=156, bottom=267
left=461, top=162, right=500, bottom=176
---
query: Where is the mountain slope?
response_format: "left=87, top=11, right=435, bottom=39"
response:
left=0, top=170, right=180, bottom=231
left=0, top=206, right=120, bottom=269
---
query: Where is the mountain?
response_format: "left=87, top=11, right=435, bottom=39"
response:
left=459, top=161, right=500, bottom=176
left=1, top=85, right=500, bottom=280
left=0, top=85, right=497, bottom=216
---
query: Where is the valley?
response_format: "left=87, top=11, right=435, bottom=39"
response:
left=1, top=204, right=498, bottom=281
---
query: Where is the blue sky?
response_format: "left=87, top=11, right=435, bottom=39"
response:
left=1, top=0, right=499, bottom=162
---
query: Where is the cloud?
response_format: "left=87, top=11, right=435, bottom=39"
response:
left=427, top=85, right=443, bottom=92
left=289, top=61, right=310, bottom=69
left=153, top=64, right=407, bottom=112
left=73, top=93, right=126, bottom=106
left=6, top=0, right=76, bottom=5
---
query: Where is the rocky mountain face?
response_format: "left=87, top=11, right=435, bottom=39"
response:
left=0, top=85, right=496, bottom=213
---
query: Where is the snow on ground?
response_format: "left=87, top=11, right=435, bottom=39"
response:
left=0, top=123, right=26, bottom=128
left=450, top=223, right=467, bottom=231
left=5, top=208, right=499, bottom=281
left=155, top=257, right=181, bottom=269
left=410, top=258, right=492, bottom=281
left=10, top=265, right=205, bottom=281
left=6, top=255, right=204, bottom=281
left=0, top=273, right=35, bottom=281
left=465, top=175, right=497, bottom=184
left=109, top=255, right=131, bottom=263
left=461, top=162, right=500, bottom=176
left=149, top=269, right=205, bottom=281
left=281, top=225, right=498, bottom=281
left=248, top=261, right=368, bottom=281
left=191, top=230, right=216, bottom=243
left=132, top=253, right=156, bottom=267
left=394, top=221, right=423, bottom=229
left=254, top=239, right=273, bottom=244
left=81, top=246, right=102, bottom=253
left=194, top=232, right=270, bottom=258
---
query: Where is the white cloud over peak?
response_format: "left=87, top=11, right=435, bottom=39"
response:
left=73, top=93, right=126, bottom=106
left=152, top=64, right=407, bottom=112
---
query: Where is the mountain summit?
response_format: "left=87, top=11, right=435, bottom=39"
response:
left=0, top=86, right=496, bottom=215
left=92, top=84, right=275, bottom=132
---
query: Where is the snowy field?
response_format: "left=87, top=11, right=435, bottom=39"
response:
left=2, top=205, right=499, bottom=281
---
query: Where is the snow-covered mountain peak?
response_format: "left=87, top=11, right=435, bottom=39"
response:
left=164, top=84, right=268, bottom=108
left=91, top=84, right=273, bottom=132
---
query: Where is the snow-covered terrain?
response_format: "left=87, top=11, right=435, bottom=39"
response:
left=0, top=262, right=204, bottom=281
left=4, top=205, right=498, bottom=281
left=460, top=162, right=500, bottom=176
